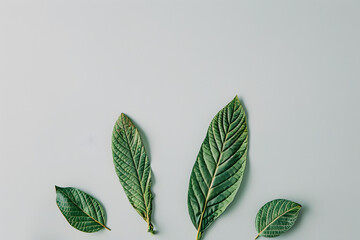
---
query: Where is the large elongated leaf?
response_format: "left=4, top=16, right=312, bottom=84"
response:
left=111, top=113, right=154, bottom=233
left=55, top=186, right=110, bottom=233
left=188, top=96, right=248, bottom=240
left=255, top=199, right=302, bottom=239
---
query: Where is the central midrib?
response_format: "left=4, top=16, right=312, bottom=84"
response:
left=59, top=188, right=109, bottom=230
left=255, top=205, right=301, bottom=239
left=122, top=123, right=150, bottom=220
left=196, top=108, right=234, bottom=238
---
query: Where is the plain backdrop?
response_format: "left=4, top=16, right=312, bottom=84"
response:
left=1, top=1, right=359, bottom=240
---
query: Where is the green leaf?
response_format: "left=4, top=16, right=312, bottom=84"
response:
left=111, top=113, right=155, bottom=234
left=255, top=199, right=302, bottom=239
left=55, top=186, right=110, bottom=233
left=187, top=96, right=248, bottom=240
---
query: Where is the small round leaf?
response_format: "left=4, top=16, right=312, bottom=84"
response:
left=55, top=186, right=110, bottom=233
left=255, top=199, right=301, bottom=239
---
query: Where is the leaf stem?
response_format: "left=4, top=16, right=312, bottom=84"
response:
left=148, top=222, right=155, bottom=234
left=196, top=231, right=202, bottom=240
left=254, top=233, right=260, bottom=240
left=104, top=225, right=111, bottom=231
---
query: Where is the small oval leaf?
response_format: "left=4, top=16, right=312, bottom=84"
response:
left=187, top=96, right=248, bottom=240
left=111, top=113, right=155, bottom=233
left=55, top=186, right=110, bottom=233
left=255, top=199, right=302, bottom=239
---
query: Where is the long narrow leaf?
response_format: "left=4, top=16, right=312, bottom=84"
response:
left=112, top=113, right=154, bottom=233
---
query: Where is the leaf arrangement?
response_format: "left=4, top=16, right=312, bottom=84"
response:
left=55, top=95, right=303, bottom=239
left=188, top=96, right=248, bottom=240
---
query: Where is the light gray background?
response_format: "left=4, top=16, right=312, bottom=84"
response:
left=1, top=1, right=359, bottom=239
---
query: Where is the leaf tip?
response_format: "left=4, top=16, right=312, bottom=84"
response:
left=293, top=201, right=302, bottom=209
left=232, top=95, right=241, bottom=105
left=117, top=113, right=134, bottom=128
left=119, top=113, right=126, bottom=122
